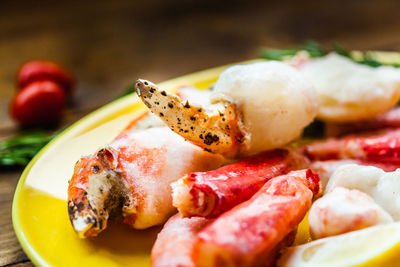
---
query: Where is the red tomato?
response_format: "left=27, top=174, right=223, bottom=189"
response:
left=17, top=60, right=74, bottom=95
left=10, top=80, right=66, bottom=126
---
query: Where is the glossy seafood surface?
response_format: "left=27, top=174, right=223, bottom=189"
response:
left=172, top=149, right=309, bottom=218
left=68, top=127, right=226, bottom=237
left=297, top=53, right=400, bottom=122
left=192, top=169, right=320, bottom=267
left=304, top=128, right=400, bottom=163
left=136, top=61, right=319, bottom=158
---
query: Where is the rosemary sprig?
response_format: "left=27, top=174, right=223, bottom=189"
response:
left=0, top=131, right=55, bottom=167
left=259, top=41, right=327, bottom=61
left=260, top=41, right=400, bottom=68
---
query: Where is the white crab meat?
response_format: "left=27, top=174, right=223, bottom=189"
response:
left=210, top=61, right=319, bottom=156
left=309, top=159, right=359, bottom=190
left=298, top=53, right=400, bottom=122
left=309, top=187, right=393, bottom=239
left=325, top=164, right=400, bottom=220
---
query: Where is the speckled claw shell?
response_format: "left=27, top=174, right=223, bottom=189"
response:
left=135, top=79, right=244, bottom=158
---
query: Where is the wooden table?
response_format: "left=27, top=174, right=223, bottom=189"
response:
left=1, top=0, right=400, bottom=266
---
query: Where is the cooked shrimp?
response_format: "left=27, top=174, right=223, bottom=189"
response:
left=309, top=187, right=393, bottom=239
left=192, top=169, right=320, bottom=267
left=136, top=61, right=319, bottom=158
left=297, top=52, right=400, bottom=122
left=172, top=148, right=309, bottom=218
left=68, top=126, right=226, bottom=238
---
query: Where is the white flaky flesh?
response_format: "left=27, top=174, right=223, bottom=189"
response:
left=171, top=177, right=216, bottom=217
left=133, top=112, right=165, bottom=130
left=299, top=53, right=400, bottom=122
left=211, top=61, right=319, bottom=156
left=326, top=164, right=400, bottom=221
left=309, top=187, right=393, bottom=239
left=310, top=160, right=360, bottom=191
left=151, top=214, right=210, bottom=267
left=136, top=80, right=243, bottom=158
left=110, top=127, right=226, bottom=229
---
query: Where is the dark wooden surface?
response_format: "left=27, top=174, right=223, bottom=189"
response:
left=1, top=0, right=400, bottom=266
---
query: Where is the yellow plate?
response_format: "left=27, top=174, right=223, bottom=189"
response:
left=12, top=53, right=400, bottom=267
left=11, top=59, right=260, bottom=267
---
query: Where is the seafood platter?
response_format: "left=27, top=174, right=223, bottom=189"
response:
left=12, top=51, right=400, bottom=266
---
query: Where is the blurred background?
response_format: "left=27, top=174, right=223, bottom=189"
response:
left=1, top=0, right=400, bottom=265
left=1, top=0, right=400, bottom=135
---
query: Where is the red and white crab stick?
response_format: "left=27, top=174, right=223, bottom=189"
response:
left=171, top=149, right=309, bottom=218
left=192, top=169, right=321, bottom=267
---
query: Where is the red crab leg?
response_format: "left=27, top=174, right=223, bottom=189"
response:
left=151, top=214, right=211, bottom=267
left=172, top=149, right=309, bottom=218
left=304, top=128, right=400, bottom=163
left=192, top=169, right=320, bottom=267
left=326, top=107, right=400, bottom=136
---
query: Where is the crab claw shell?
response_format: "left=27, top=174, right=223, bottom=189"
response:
left=68, top=148, right=126, bottom=238
left=135, top=79, right=244, bottom=158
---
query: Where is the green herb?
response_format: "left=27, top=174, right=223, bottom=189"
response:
left=259, top=48, right=300, bottom=61
left=0, top=131, right=55, bottom=167
left=259, top=41, right=327, bottom=61
left=260, top=41, right=400, bottom=68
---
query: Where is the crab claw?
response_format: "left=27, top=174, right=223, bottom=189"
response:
left=68, top=148, right=126, bottom=238
left=135, top=79, right=244, bottom=158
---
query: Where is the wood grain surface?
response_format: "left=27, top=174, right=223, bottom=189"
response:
left=1, top=0, right=400, bottom=265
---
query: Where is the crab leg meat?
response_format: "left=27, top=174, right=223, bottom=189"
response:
left=136, top=62, right=319, bottom=158
left=304, top=128, right=400, bottom=163
left=192, top=169, right=320, bottom=267
left=151, top=214, right=296, bottom=267
left=325, top=106, right=400, bottom=137
left=171, top=149, right=309, bottom=218
left=308, top=163, right=400, bottom=239
left=151, top=214, right=211, bottom=267
left=309, top=187, right=393, bottom=239
left=136, top=79, right=244, bottom=158
left=68, top=126, right=226, bottom=238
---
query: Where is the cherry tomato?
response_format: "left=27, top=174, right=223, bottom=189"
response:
left=10, top=80, right=66, bottom=126
left=17, top=60, right=74, bottom=95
